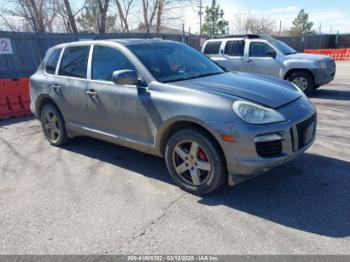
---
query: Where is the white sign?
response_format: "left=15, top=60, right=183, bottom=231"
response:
left=0, top=38, right=13, bottom=54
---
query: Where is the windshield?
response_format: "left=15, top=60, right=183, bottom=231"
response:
left=127, top=42, right=224, bottom=83
left=273, top=40, right=297, bottom=55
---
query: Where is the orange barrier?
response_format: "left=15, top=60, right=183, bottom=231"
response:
left=0, top=78, right=32, bottom=120
left=304, top=48, right=350, bottom=60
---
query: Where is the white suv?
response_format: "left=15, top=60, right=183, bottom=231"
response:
left=202, top=35, right=336, bottom=94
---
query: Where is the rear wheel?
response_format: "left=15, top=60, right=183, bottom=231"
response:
left=40, top=104, right=70, bottom=146
left=287, top=71, right=315, bottom=95
left=165, top=128, right=226, bottom=195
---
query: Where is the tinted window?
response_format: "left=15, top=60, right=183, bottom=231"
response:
left=249, top=42, right=275, bottom=57
left=203, top=41, right=222, bottom=54
left=128, top=43, right=224, bottom=83
left=45, top=49, right=61, bottom=74
left=92, top=46, right=135, bottom=81
left=58, top=46, right=90, bottom=78
left=224, top=41, right=245, bottom=56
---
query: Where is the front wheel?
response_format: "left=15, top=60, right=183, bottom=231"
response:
left=287, top=71, right=315, bottom=95
left=165, top=128, right=226, bottom=195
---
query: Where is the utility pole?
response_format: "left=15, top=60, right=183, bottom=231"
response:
left=198, top=0, right=203, bottom=35
left=279, top=20, right=282, bottom=36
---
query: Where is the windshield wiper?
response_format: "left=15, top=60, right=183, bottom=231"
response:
left=163, top=72, right=224, bottom=83
left=285, top=52, right=297, bottom=55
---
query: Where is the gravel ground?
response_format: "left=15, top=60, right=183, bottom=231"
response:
left=0, top=62, right=349, bottom=255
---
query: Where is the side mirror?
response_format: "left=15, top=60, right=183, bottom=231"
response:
left=112, top=70, right=139, bottom=86
left=266, top=51, right=277, bottom=59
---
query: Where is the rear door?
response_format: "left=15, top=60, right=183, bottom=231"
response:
left=245, top=41, right=281, bottom=77
left=222, top=40, right=245, bottom=71
left=54, top=45, right=90, bottom=127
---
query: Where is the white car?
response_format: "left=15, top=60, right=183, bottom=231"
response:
left=202, top=34, right=336, bottom=94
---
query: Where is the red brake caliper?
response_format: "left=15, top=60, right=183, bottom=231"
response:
left=198, top=148, right=208, bottom=176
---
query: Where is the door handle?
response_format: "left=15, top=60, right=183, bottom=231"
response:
left=86, top=89, right=97, bottom=97
left=246, top=59, right=254, bottom=64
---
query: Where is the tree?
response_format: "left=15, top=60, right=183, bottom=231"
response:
left=77, top=0, right=115, bottom=33
left=290, top=9, right=314, bottom=36
left=202, top=0, right=228, bottom=36
left=56, top=0, right=88, bottom=33
left=115, top=0, right=134, bottom=32
left=2, top=0, right=58, bottom=32
left=244, top=16, right=275, bottom=34
left=141, top=0, right=158, bottom=33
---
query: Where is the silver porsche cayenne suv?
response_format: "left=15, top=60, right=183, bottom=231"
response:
left=30, top=39, right=317, bottom=194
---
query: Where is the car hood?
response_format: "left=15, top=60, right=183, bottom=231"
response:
left=172, top=72, right=302, bottom=109
left=286, top=52, right=331, bottom=61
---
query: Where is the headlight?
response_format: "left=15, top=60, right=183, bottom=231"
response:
left=319, top=61, right=327, bottom=69
left=232, top=100, right=286, bottom=124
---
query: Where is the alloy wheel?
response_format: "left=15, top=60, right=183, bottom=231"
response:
left=172, top=140, right=212, bottom=186
left=43, top=110, right=60, bottom=142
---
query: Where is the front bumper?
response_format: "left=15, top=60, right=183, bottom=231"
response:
left=207, top=95, right=317, bottom=177
left=311, top=60, right=336, bottom=86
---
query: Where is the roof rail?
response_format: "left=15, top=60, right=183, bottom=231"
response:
left=212, top=34, right=261, bottom=39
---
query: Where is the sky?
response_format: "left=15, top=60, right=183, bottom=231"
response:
left=0, top=0, right=349, bottom=34
left=181, top=0, right=350, bottom=34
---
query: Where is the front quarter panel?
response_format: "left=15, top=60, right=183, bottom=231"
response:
left=147, top=81, right=240, bottom=153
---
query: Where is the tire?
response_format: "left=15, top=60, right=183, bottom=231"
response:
left=165, top=128, right=226, bottom=195
left=287, top=71, right=315, bottom=95
left=40, top=104, right=71, bottom=146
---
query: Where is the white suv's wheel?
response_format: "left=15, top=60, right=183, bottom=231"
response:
left=288, top=71, right=315, bottom=95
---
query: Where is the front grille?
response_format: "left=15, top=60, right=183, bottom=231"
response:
left=256, top=140, right=283, bottom=158
left=296, top=114, right=316, bottom=150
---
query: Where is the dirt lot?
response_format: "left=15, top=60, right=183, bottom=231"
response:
left=0, top=62, right=349, bottom=255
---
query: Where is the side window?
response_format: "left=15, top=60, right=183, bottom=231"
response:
left=92, top=46, right=135, bottom=81
left=45, top=49, right=61, bottom=75
left=224, top=41, right=245, bottom=56
left=58, top=46, right=90, bottom=78
left=203, top=41, right=222, bottom=55
left=249, top=42, right=275, bottom=57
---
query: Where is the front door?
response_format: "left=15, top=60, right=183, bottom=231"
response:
left=245, top=41, right=281, bottom=77
left=86, top=45, right=153, bottom=145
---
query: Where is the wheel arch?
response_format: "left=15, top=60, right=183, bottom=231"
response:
left=156, top=117, right=226, bottom=166
left=284, top=68, right=315, bottom=82
left=35, top=95, right=61, bottom=118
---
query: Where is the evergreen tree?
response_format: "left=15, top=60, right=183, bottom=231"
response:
left=290, top=9, right=314, bottom=35
left=202, top=0, right=229, bottom=36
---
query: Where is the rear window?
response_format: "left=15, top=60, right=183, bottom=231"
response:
left=58, top=46, right=90, bottom=78
left=45, top=49, right=61, bottom=75
left=203, top=41, right=222, bottom=54
left=224, top=41, right=245, bottom=56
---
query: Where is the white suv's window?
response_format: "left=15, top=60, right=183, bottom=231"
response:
left=224, top=41, right=245, bottom=56
left=203, top=41, right=222, bottom=54
left=249, top=42, right=275, bottom=57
